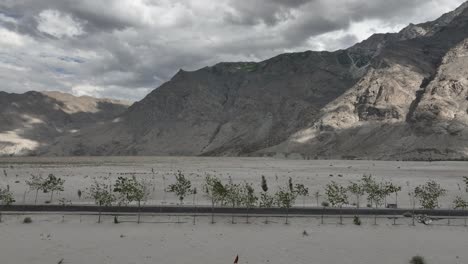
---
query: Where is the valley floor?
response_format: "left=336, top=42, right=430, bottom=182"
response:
left=0, top=213, right=467, bottom=264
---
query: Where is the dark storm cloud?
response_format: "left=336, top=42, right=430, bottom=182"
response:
left=0, top=0, right=466, bottom=100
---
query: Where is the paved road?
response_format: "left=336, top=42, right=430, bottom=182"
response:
left=2, top=205, right=467, bottom=216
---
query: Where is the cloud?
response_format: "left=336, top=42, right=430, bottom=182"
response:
left=0, top=0, right=466, bottom=101
left=36, top=9, right=84, bottom=38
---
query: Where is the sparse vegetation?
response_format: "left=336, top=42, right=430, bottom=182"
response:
left=88, top=180, right=116, bottom=223
left=414, top=180, right=446, bottom=209
left=275, top=185, right=297, bottom=224
left=409, top=255, right=426, bottom=264
left=167, top=171, right=192, bottom=205
left=325, top=181, right=348, bottom=224
left=26, top=175, right=44, bottom=204
left=23, top=216, right=32, bottom=224
left=203, top=174, right=227, bottom=224
left=42, top=174, right=65, bottom=203
left=113, top=176, right=149, bottom=224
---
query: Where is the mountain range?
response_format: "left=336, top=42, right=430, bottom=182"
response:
left=2, top=2, right=468, bottom=160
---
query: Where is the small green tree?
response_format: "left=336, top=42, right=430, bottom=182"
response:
left=113, top=176, right=149, bottom=224
left=241, top=182, right=258, bottom=223
left=42, top=174, right=65, bottom=203
left=203, top=175, right=227, bottom=224
left=26, top=174, right=45, bottom=204
left=314, top=190, right=321, bottom=207
left=167, top=171, right=192, bottom=205
left=325, top=181, right=348, bottom=224
left=87, top=180, right=116, bottom=223
left=225, top=178, right=242, bottom=224
left=414, top=180, right=446, bottom=209
left=0, top=187, right=15, bottom=222
left=275, top=187, right=297, bottom=224
left=261, top=175, right=268, bottom=192
left=347, top=180, right=364, bottom=208
left=453, top=196, right=468, bottom=226
left=288, top=177, right=294, bottom=192
left=259, top=176, right=274, bottom=223
left=295, top=183, right=309, bottom=208
left=389, top=183, right=402, bottom=206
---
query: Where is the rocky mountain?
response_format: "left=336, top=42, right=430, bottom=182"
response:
left=15, top=2, right=468, bottom=160
left=0, top=91, right=130, bottom=156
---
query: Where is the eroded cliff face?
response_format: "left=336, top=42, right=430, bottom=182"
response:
left=33, top=2, right=468, bottom=160
left=261, top=4, right=468, bottom=160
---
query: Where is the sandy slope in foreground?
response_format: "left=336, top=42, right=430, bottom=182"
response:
left=0, top=214, right=467, bottom=264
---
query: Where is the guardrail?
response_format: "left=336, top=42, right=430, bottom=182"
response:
left=1, top=205, right=467, bottom=216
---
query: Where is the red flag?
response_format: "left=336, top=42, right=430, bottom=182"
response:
left=233, top=255, right=239, bottom=263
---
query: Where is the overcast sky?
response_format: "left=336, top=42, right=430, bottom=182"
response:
left=0, top=0, right=466, bottom=101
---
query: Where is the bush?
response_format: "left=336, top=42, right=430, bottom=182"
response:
left=409, top=256, right=426, bottom=264
left=321, top=201, right=329, bottom=207
left=353, top=216, right=361, bottom=225
left=403, top=212, right=413, bottom=218
left=366, top=204, right=372, bottom=208
left=23, top=217, right=32, bottom=224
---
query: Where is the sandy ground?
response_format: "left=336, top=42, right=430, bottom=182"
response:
left=0, top=157, right=467, bottom=208
left=0, top=213, right=467, bottom=264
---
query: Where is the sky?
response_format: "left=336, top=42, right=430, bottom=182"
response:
left=0, top=0, right=466, bottom=101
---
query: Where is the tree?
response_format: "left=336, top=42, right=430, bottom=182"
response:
left=325, top=181, right=348, bottom=224
left=361, top=174, right=385, bottom=208
left=314, top=191, right=321, bottom=207
left=26, top=174, right=44, bottom=204
left=361, top=175, right=386, bottom=224
left=275, top=187, right=297, bottom=224
left=192, top=187, right=198, bottom=224
left=241, top=182, right=258, bottom=223
left=87, top=180, right=116, bottom=223
left=261, top=175, right=268, bottom=192
left=453, top=196, right=468, bottom=226
left=203, top=175, right=227, bottom=224
left=167, top=171, right=192, bottom=205
left=225, top=178, right=242, bottom=224
left=463, top=176, right=468, bottom=192
left=113, top=175, right=149, bottom=224
left=347, top=180, right=364, bottom=208
left=414, top=180, right=446, bottom=209
left=288, top=177, right=294, bottom=192
left=295, top=183, right=309, bottom=208
left=259, top=176, right=274, bottom=223
left=0, top=186, right=15, bottom=222
left=42, top=174, right=65, bottom=203
left=389, top=183, right=402, bottom=206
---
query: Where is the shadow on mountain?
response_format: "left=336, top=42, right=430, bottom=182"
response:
left=0, top=91, right=129, bottom=156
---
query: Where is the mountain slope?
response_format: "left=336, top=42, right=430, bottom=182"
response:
left=41, top=2, right=468, bottom=160
left=265, top=3, right=468, bottom=160
left=0, top=91, right=130, bottom=156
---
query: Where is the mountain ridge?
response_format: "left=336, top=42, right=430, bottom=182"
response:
left=3, top=2, right=468, bottom=160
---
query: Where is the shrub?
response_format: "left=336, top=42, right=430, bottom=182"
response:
left=366, top=203, right=372, bottom=208
left=403, top=211, right=413, bottom=218
left=353, top=216, right=361, bottom=225
left=23, top=217, right=32, bottom=224
left=409, top=255, right=426, bottom=264
left=321, top=201, right=329, bottom=207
